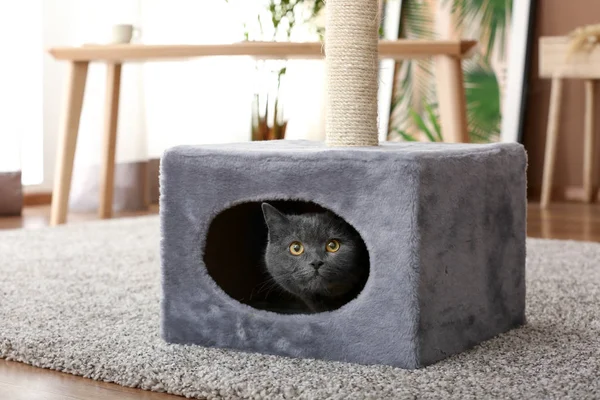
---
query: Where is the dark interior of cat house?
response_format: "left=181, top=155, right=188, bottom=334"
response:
left=204, top=200, right=370, bottom=314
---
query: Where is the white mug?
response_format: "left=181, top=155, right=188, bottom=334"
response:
left=111, top=24, right=141, bottom=44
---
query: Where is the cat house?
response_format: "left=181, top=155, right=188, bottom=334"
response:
left=159, top=0, right=526, bottom=369
left=159, top=139, right=526, bottom=369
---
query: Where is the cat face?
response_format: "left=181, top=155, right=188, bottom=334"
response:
left=261, top=203, right=367, bottom=300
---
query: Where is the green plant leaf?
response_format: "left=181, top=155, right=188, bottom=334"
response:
left=388, top=0, right=436, bottom=139
left=393, top=129, right=418, bottom=142
left=409, top=109, right=436, bottom=142
left=443, top=0, right=511, bottom=61
left=401, top=0, right=435, bottom=39
left=423, top=102, right=443, bottom=141
left=464, top=61, right=501, bottom=142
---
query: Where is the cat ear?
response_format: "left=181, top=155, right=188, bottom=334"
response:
left=261, top=203, right=289, bottom=230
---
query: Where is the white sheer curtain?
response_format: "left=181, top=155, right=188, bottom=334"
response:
left=141, top=0, right=327, bottom=155
left=41, top=0, right=326, bottom=212
left=0, top=1, right=44, bottom=214
left=43, top=0, right=149, bottom=211
left=140, top=0, right=255, bottom=156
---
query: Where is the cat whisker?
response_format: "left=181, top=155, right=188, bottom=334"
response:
left=254, top=279, right=278, bottom=294
left=264, top=282, right=283, bottom=299
left=254, top=275, right=292, bottom=297
left=250, top=277, right=279, bottom=300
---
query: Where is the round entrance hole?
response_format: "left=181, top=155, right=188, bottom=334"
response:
left=203, top=200, right=370, bottom=314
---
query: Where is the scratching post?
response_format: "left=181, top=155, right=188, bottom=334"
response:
left=159, top=0, right=527, bottom=369
left=325, top=0, right=379, bottom=147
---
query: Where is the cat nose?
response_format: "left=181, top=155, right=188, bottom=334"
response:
left=310, top=260, right=324, bottom=269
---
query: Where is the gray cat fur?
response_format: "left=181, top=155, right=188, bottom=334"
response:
left=261, top=202, right=369, bottom=313
left=159, top=139, right=527, bottom=369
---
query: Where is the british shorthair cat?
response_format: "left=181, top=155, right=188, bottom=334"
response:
left=261, top=202, right=369, bottom=313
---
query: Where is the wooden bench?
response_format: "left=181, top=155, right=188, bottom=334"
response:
left=46, top=40, right=477, bottom=225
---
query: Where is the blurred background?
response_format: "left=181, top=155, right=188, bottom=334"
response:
left=1, top=0, right=600, bottom=241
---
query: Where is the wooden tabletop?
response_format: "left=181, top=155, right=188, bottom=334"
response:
left=48, top=40, right=478, bottom=62
left=539, top=36, right=600, bottom=79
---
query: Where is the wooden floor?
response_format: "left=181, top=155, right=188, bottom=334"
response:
left=0, top=201, right=599, bottom=399
left=527, top=202, right=600, bottom=242
left=0, top=204, right=160, bottom=230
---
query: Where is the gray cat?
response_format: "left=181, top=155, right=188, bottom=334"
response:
left=261, top=202, right=369, bottom=313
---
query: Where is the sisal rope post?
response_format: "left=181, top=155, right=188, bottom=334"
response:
left=325, top=0, right=380, bottom=147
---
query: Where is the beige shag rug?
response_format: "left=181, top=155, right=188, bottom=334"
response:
left=0, top=216, right=598, bottom=399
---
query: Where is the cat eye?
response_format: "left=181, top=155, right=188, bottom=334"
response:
left=326, top=239, right=341, bottom=253
left=289, top=241, right=304, bottom=256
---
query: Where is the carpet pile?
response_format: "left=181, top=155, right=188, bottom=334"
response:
left=0, top=216, right=598, bottom=399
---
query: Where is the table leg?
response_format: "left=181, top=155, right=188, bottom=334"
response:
left=434, top=55, right=469, bottom=143
left=99, top=63, right=122, bottom=219
left=583, top=79, right=596, bottom=203
left=540, top=77, right=563, bottom=209
left=50, top=61, right=89, bottom=226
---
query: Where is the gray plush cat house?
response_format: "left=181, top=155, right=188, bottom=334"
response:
left=159, top=0, right=527, bottom=370
left=159, top=139, right=527, bottom=369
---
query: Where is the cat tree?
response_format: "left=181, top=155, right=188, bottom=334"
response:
left=160, top=0, right=527, bottom=369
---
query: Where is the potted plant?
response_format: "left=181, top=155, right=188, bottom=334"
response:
left=226, top=0, right=325, bottom=141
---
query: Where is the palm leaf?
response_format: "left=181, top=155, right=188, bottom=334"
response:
left=443, top=0, right=511, bottom=60
left=423, top=102, right=443, bottom=141
left=409, top=109, right=436, bottom=142
left=463, top=61, right=501, bottom=142
left=402, top=0, right=435, bottom=38
left=393, top=129, right=418, bottom=142
left=388, top=0, right=436, bottom=139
